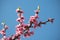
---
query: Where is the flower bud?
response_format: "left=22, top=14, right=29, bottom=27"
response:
left=16, top=8, right=23, bottom=13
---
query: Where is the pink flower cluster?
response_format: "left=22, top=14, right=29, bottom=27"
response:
left=0, top=6, right=54, bottom=40
left=0, top=23, right=8, bottom=40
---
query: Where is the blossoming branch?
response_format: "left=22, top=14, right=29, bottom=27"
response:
left=0, top=5, right=54, bottom=40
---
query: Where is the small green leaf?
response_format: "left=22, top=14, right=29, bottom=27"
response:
left=37, top=5, right=40, bottom=10
left=17, top=7, right=21, bottom=10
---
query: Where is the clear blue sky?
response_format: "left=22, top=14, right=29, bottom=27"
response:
left=0, top=0, right=60, bottom=40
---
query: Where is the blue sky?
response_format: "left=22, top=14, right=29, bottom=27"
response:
left=0, top=0, right=60, bottom=40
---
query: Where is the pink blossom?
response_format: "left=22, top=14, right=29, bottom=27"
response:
left=16, top=28, right=23, bottom=35
left=16, top=24, right=24, bottom=35
left=30, top=16, right=38, bottom=28
left=7, top=37, right=12, bottom=40
left=16, top=25, right=20, bottom=28
left=35, top=14, right=39, bottom=19
left=34, top=22, right=38, bottom=28
left=34, top=10, right=40, bottom=14
left=16, top=17, right=24, bottom=23
left=4, top=25, right=8, bottom=29
left=23, top=24, right=29, bottom=30
left=17, top=13, right=22, bottom=17
left=24, top=31, right=34, bottom=37
left=30, top=16, right=36, bottom=22
left=0, top=29, right=6, bottom=36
